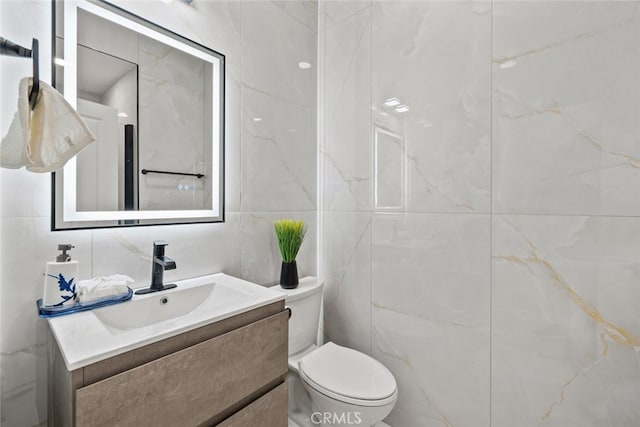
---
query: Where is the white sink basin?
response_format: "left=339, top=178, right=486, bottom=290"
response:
left=47, top=273, right=285, bottom=370
left=93, top=282, right=248, bottom=331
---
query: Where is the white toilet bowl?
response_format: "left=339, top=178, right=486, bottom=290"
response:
left=289, top=342, right=397, bottom=427
left=297, top=342, right=396, bottom=427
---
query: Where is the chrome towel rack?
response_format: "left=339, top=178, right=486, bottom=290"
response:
left=0, top=37, right=39, bottom=110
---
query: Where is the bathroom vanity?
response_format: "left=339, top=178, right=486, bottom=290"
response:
left=47, top=274, right=288, bottom=427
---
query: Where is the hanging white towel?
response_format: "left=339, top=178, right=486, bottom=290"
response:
left=0, top=77, right=95, bottom=173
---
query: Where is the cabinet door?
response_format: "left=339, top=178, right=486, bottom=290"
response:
left=75, top=311, right=288, bottom=427
left=217, top=383, right=287, bottom=427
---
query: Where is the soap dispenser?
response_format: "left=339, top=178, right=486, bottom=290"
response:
left=42, top=244, right=79, bottom=308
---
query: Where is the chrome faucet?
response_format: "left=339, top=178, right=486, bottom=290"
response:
left=135, top=240, right=178, bottom=295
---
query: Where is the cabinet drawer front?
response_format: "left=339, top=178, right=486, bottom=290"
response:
left=75, top=310, right=288, bottom=427
left=217, top=383, right=287, bottom=427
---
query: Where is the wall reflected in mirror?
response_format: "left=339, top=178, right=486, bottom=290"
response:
left=76, top=44, right=137, bottom=212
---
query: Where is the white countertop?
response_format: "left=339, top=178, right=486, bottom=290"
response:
left=47, top=273, right=286, bottom=371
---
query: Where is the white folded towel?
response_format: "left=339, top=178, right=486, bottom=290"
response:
left=0, top=77, right=95, bottom=172
left=77, top=274, right=134, bottom=303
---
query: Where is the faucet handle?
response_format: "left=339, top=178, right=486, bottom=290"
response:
left=153, top=240, right=169, bottom=248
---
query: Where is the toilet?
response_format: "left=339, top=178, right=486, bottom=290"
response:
left=280, top=278, right=397, bottom=427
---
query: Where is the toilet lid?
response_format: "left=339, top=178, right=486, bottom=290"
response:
left=298, top=342, right=397, bottom=401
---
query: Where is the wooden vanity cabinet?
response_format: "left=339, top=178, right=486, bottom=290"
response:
left=49, top=301, right=288, bottom=427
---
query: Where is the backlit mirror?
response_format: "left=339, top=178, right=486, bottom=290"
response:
left=53, top=0, right=224, bottom=229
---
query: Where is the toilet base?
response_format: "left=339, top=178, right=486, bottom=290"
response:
left=288, top=418, right=391, bottom=427
left=288, top=371, right=395, bottom=427
left=306, top=384, right=395, bottom=427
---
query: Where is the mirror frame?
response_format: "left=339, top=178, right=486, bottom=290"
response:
left=52, top=0, right=225, bottom=230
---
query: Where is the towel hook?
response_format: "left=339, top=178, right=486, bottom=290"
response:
left=29, top=38, right=39, bottom=111
left=0, top=36, right=40, bottom=110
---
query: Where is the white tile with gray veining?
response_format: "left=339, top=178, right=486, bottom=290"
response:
left=241, top=88, right=316, bottom=212
left=0, top=217, right=91, bottom=427
left=371, top=212, right=490, bottom=427
left=322, top=211, right=372, bottom=355
left=241, top=1, right=317, bottom=212
left=241, top=2, right=317, bottom=109
left=322, top=6, right=372, bottom=211
left=0, top=170, right=51, bottom=219
left=492, top=214, right=640, bottom=427
left=90, top=213, right=241, bottom=285
left=372, top=1, right=491, bottom=214
left=493, top=1, right=640, bottom=216
left=225, top=65, right=242, bottom=213
left=273, top=0, right=319, bottom=33
left=321, top=0, right=371, bottom=30
left=1, top=344, right=47, bottom=427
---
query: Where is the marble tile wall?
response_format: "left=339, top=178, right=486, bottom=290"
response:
left=492, top=215, right=640, bottom=427
left=240, top=0, right=317, bottom=287
left=320, top=1, right=640, bottom=427
left=493, top=1, right=640, bottom=217
left=0, top=1, right=317, bottom=426
left=491, top=2, right=640, bottom=426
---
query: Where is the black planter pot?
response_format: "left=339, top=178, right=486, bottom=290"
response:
left=280, top=260, right=299, bottom=289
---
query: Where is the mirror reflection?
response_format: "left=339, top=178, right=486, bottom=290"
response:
left=76, top=43, right=137, bottom=211
left=53, top=1, right=224, bottom=229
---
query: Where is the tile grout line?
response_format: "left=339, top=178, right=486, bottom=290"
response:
left=489, top=1, right=494, bottom=425
left=319, top=209, right=640, bottom=219
left=369, top=0, right=373, bottom=357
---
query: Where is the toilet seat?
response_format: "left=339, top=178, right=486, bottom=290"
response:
left=298, top=342, right=397, bottom=407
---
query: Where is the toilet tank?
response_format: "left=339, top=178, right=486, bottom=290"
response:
left=279, top=278, right=324, bottom=356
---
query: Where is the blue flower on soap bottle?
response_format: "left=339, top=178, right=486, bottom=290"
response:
left=47, top=273, right=77, bottom=306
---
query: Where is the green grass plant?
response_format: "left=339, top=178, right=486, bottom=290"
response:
left=274, top=219, right=306, bottom=263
